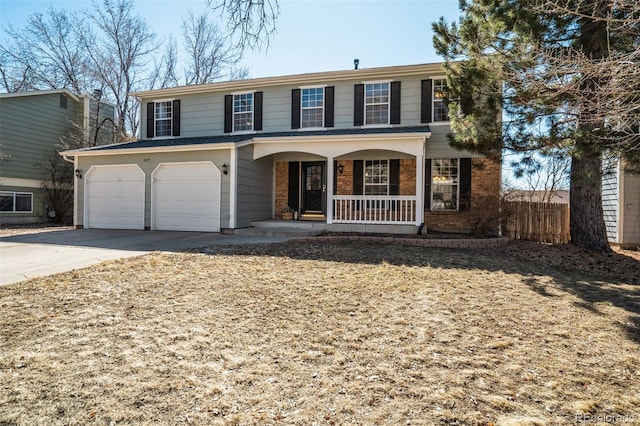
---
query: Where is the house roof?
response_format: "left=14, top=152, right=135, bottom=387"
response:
left=61, top=126, right=432, bottom=156
left=0, top=88, right=81, bottom=103
left=130, top=62, right=446, bottom=98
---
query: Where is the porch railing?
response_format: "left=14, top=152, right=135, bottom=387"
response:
left=332, top=195, right=417, bottom=224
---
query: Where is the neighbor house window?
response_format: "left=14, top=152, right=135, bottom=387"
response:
left=233, top=92, right=253, bottom=132
left=301, top=87, right=324, bottom=128
left=155, top=101, right=173, bottom=137
left=431, top=159, right=458, bottom=210
left=433, top=78, right=450, bottom=122
left=365, top=82, right=390, bottom=125
left=364, top=160, right=389, bottom=195
left=0, top=192, right=33, bottom=213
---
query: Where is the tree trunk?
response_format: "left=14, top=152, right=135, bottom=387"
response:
left=569, top=1, right=611, bottom=253
left=569, top=144, right=611, bottom=252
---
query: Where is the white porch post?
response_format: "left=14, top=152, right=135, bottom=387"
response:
left=415, top=153, right=424, bottom=225
left=326, top=156, right=334, bottom=224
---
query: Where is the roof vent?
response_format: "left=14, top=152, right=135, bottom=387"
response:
left=354, top=59, right=359, bottom=70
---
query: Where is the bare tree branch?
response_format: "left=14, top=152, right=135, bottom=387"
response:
left=207, top=0, right=280, bottom=52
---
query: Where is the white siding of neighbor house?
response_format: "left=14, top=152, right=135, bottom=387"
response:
left=140, top=74, right=441, bottom=139
left=235, top=144, right=273, bottom=227
left=602, top=156, right=620, bottom=243
left=621, top=171, right=640, bottom=246
left=77, top=150, right=231, bottom=229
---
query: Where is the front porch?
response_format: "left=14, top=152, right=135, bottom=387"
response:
left=275, top=158, right=423, bottom=226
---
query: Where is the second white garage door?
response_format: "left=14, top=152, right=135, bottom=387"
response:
left=152, top=162, right=221, bottom=232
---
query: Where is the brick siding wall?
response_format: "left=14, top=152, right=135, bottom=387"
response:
left=424, top=158, right=501, bottom=232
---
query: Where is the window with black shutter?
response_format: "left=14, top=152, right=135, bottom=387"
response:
left=147, top=100, right=180, bottom=138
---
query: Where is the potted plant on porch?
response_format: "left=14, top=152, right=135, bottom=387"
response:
left=281, top=205, right=294, bottom=220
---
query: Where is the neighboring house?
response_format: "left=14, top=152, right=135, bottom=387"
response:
left=0, top=89, right=115, bottom=224
left=60, top=63, right=501, bottom=233
left=603, top=156, right=640, bottom=248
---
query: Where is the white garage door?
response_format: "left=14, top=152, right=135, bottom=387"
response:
left=152, top=162, right=221, bottom=232
left=85, top=165, right=145, bottom=230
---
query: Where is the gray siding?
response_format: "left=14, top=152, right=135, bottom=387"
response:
left=602, top=156, right=619, bottom=243
left=235, top=144, right=273, bottom=227
left=77, top=150, right=231, bottom=228
left=140, top=74, right=444, bottom=139
left=622, top=172, right=640, bottom=246
left=0, top=92, right=81, bottom=181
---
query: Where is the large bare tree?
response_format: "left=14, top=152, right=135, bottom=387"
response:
left=0, top=8, right=89, bottom=94
left=81, top=0, right=158, bottom=140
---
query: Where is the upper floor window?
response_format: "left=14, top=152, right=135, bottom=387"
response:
left=431, top=158, right=458, bottom=210
left=155, top=101, right=173, bottom=137
left=365, top=82, right=390, bottom=125
left=146, top=100, right=180, bottom=139
left=233, top=92, right=253, bottom=132
left=433, top=78, right=450, bottom=122
left=301, top=87, right=324, bottom=128
left=0, top=192, right=33, bottom=213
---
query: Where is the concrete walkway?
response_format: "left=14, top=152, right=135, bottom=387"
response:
left=0, top=229, right=290, bottom=286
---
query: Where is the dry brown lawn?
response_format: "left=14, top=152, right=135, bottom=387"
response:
left=1, top=240, right=639, bottom=425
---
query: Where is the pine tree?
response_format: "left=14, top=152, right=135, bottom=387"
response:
left=433, top=0, right=640, bottom=252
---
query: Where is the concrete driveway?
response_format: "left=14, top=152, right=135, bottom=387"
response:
left=0, top=229, right=289, bottom=286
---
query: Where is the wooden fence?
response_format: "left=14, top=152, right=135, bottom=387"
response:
left=503, top=201, right=570, bottom=244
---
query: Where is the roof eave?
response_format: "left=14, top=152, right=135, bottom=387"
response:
left=130, top=62, right=446, bottom=99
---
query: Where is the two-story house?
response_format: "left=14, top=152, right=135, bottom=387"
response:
left=0, top=89, right=114, bottom=224
left=60, top=63, right=501, bottom=233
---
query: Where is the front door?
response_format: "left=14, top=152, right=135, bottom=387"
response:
left=302, top=162, right=325, bottom=214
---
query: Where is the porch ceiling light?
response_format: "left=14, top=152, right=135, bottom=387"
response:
left=222, top=163, right=228, bottom=175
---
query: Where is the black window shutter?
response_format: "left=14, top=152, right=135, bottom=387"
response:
left=254, top=91, right=263, bottom=131
left=459, top=158, right=472, bottom=211
left=352, top=160, right=364, bottom=195
left=390, top=82, right=401, bottom=124
left=172, top=100, right=180, bottom=136
left=291, top=89, right=301, bottom=129
left=325, top=86, right=335, bottom=127
left=146, top=102, right=154, bottom=138
left=224, top=95, right=233, bottom=133
left=389, top=159, right=400, bottom=195
left=354, top=84, right=364, bottom=126
left=421, top=79, right=433, bottom=123
left=288, top=161, right=300, bottom=210
left=424, top=159, right=432, bottom=210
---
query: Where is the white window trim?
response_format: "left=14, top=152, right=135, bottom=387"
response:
left=363, top=159, right=390, bottom=196
left=0, top=191, right=34, bottom=213
left=430, top=158, right=459, bottom=211
left=300, top=86, right=325, bottom=130
left=152, top=98, right=175, bottom=140
left=232, top=91, right=255, bottom=134
left=432, top=76, right=451, bottom=124
left=363, top=80, right=392, bottom=127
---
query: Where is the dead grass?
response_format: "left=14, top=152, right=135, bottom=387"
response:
left=1, top=240, right=639, bottom=425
